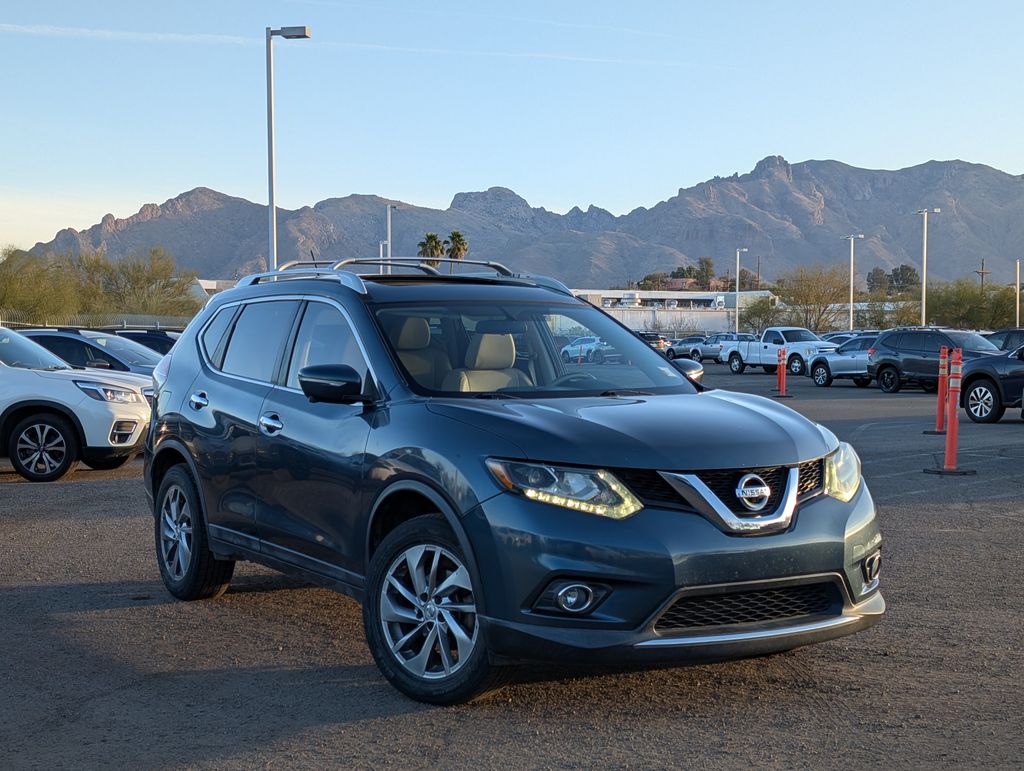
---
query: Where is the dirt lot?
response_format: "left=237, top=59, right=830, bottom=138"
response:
left=2, top=370, right=1022, bottom=769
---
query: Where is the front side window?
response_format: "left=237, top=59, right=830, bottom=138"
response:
left=221, top=300, right=300, bottom=382
left=286, top=302, right=370, bottom=389
left=945, top=331, right=999, bottom=352
left=82, top=332, right=162, bottom=366
left=781, top=329, right=820, bottom=343
left=375, top=301, right=696, bottom=397
left=767, top=332, right=784, bottom=345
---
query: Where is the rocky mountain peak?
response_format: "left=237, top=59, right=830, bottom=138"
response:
left=449, top=187, right=535, bottom=222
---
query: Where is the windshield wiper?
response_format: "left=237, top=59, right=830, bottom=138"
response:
left=599, top=389, right=654, bottom=397
left=472, top=392, right=522, bottom=399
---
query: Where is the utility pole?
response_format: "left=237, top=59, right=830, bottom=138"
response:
left=974, top=258, right=991, bottom=289
left=756, top=255, right=762, bottom=290
left=1017, top=259, right=1021, bottom=327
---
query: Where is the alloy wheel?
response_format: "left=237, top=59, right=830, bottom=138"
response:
left=159, top=485, right=194, bottom=580
left=15, top=423, right=67, bottom=476
left=379, top=544, right=478, bottom=680
left=968, top=385, right=994, bottom=419
left=812, top=365, right=829, bottom=386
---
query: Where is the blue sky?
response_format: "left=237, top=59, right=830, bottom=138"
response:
left=2, top=1, right=1021, bottom=249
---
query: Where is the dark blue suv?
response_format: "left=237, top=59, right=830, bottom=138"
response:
left=145, top=259, right=884, bottom=704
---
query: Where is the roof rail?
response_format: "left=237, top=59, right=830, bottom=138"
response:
left=333, top=258, right=440, bottom=276
left=236, top=267, right=367, bottom=294
left=336, top=257, right=515, bottom=276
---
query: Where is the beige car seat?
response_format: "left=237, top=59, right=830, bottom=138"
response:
left=442, top=333, right=533, bottom=392
left=388, top=317, right=451, bottom=390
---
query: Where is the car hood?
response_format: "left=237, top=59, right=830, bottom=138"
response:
left=427, top=390, right=837, bottom=470
left=31, top=368, right=152, bottom=390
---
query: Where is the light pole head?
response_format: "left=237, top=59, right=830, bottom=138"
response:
left=272, top=26, right=312, bottom=39
left=916, top=208, right=940, bottom=215
left=737, top=247, right=748, bottom=254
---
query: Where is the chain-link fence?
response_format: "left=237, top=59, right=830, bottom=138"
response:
left=0, top=309, right=193, bottom=330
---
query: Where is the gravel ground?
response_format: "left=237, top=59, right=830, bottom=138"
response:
left=1, top=371, right=1022, bottom=769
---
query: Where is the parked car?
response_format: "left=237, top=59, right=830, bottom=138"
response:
left=691, top=333, right=755, bottom=364
left=721, top=327, right=837, bottom=376
left=0, top=327, right=152, bottom=481
left=808, top=336, right=877, bottom=388
left=665, top=335, right=706, bottom=360
left=958, top=344, right=1024, bottom=422
left=110, top=328, right=181, bottom=355
left=867, top=327, right=1001, bottom=393
left=21, top=328, right=163, bottom=375
left=146, top=260, right=883, bottom=704
left=637, top=332, right=669, bottom=351
left=983, top=327, right=1024, bottom=352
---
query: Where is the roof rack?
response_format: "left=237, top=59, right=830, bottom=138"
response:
left=234, top=256, right=572, bottom=296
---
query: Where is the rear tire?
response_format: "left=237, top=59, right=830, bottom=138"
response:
left=811, top=363, right=833, bottom=387
left=691, top=351, right=703, bottom=363
left=7, top=414, right=79, bottom=482
left=666, top=349, right=676, bottom=360
left=364, top=515, right=508, bottom=705
left=878, top=367, right=901, bottom=393
left=728, top=354, right=746, bottom=374
left=763, top=365, right=777, bottom=375
left=965, top=379, right=1004, bottom=423
left=155, top=465, right=234, bottom=600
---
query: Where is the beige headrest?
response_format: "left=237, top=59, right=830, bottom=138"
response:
left=391, top=317, right=430, bottom=350
left=466, top=333, right=515, bottom=370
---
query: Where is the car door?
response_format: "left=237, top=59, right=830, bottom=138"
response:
left=834, top=338, right=871, bottom=375
left=762, top=331, right=784, bottom=365
left=187, top=298, right=301, bottom=544
left=252, top=299, right=374, bottom=580
left=1000, top=346, right=1024, bottom=404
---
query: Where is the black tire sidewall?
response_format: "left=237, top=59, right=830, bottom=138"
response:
left=812, top=363, right=831, bottom=387
left=7, top=414, right=79, bottom=482
left=879, top=368, right=901, bottom=393
left=84, top=455, right=134, bottom=471
left=363, top=516, right=493, bottom=705
left=729, top=355, right=744, bottom=373
left=789, top=356, right=805, bottom=376
left=966, top=380, right=1003, bottom=423
left=155, top=465, right=217, bottom=600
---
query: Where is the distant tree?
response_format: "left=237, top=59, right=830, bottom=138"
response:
left=445, top=231, right=469, bottom=273
left=417, top=233, right=447, bottom=268
left=0, top=248, right=80, bottom=320
left=738, top=268, right=758, bottom=291
left=774, top=264, right=848, bottom=331
left=889, top=264, right=920, bottom=296
left=866, top=267, right=890, bottom=295
left=671, top=265, right=698, bottom=280
left=928, top=280, right=1016, bottom=329
left=696, top=257, right=716, bottom=290
left=743, top=296, right=784, bottom=335
left=637, top=272, right=669, bottom=291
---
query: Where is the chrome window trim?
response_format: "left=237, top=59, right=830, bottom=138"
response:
left=658, top=467, right=800, bottom=534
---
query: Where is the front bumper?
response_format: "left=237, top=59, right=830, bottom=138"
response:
left=463, top=482, right=883, bottom=665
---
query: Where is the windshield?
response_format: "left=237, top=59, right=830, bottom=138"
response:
left=81, top=331, right=162, bottom=366
left=781, top=329, right=821, bottom=343
left=946, top=331, right=1000, bottom=352
left=0, top=328, right=71, bottom=370
left=375, top=301, right=697, bottom=397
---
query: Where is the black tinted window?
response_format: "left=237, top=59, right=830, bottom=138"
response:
left=919, top=333, right=945, bottom=353
left=84, top=342, right=127, bottom=371
left=767, top=332, right=784, bottom=345
left=201, top=307, right=237, bottom=366
left=36, top=336, right=91, bottom=366
left=221, top=301, right=300, bottom=382
left=286, top=302, right=369, bottom=389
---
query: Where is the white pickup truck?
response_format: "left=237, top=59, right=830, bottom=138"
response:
left=721, top=326, right=837, bottom=376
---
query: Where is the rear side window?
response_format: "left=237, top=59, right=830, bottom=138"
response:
left=200, top=307, right=237, bottom=366
left=920, top=333, right=945, bottom=353
left=221, top=301, right=300, bottom=382
left=879, top=333, right=900, bottom=350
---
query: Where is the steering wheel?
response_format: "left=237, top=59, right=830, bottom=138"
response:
left=549, top=372, right=599, bottom=388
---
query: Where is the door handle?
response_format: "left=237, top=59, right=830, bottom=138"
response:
left=189, top=391, right=209, bottom=410
left=259, top=413, right=284, bottom=435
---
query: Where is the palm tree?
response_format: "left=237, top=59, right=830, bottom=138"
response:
left=417, top=233, right=447, bottom=268
left=445, top=231, right=469, bottom=273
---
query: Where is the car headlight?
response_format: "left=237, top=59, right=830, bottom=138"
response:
left=824, top=442, right=862, bottom=503
left=75, top=381, right=140, bottom=404
left=485, top=459, right=642, bottom=519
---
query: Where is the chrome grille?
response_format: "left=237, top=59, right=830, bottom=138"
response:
left=696, top=466, right=785, bottom=516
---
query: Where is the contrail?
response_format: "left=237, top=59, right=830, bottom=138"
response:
left=0, top=23, right=254, bottom=45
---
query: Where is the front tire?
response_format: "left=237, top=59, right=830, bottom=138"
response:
left=364, top=515, right=505, bottom=705
left=788, top=355, right=806, bottom=377
left=666, top=349, right=676, bottom=360
left=691, top=351, right=703, bottom=363
left=811, top=363, right=833, bottom=387
left=8, top=414, right=79, bottom=482
left=84, top=455, right=134, bottom=471
left=965, top=379, right=1004, bottom=423
left=728, top=354, right=746, bottom=374
left=155, top=465, right=234, bottom=600
left=878, top=367, right=902, bottom=393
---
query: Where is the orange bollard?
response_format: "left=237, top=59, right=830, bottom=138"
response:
left=924, top=348, right=976, bottom=476
left=773, top=346, right=793, bottom=399
left=924, top=346, right=949, bottom=435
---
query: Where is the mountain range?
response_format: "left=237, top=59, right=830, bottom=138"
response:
left=31, top=155, right=1024, bottom=288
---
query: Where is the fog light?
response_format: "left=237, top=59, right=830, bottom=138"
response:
left=863, top=551, right=881, bottom=583
left=109, top=420, right=138, bottom=444
left=556, top=583, right=594, bottom=613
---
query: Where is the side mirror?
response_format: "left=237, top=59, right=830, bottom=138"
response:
left=1016, top=347, right=1024, bottom=360
left=298, top=364, right=365, bottom=404
left=87, top=359, right=112, bottom=369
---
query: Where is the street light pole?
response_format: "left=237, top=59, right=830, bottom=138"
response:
left=734, top=247, right=748, bottom=334
left=916, top=208, right=940, bottom=325
left=1017, top=259, right=1021, bottom=328
left=266, top=25, right=311, bottom=271
left=843, top=234, right=864, bottom=330
left=385, top=204, right=396, bottom=275
left=378, top=240, right=386, bottom=274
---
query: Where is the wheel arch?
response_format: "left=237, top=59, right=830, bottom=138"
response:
left=959, top=372, right=998, bottom=408
left=0, top=401, right=86, bottom=454
left=149, top=439, right=208, bottom=519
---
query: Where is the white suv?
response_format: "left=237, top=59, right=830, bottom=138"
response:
left=0, top=327, right=153, bottom=481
